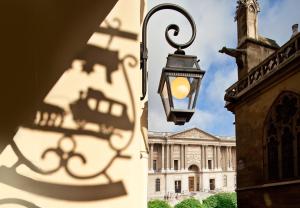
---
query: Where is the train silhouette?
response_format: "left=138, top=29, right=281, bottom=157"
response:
left=34, top=88, right=133, bottom=135
left=70, top=87, right=133, bottom=132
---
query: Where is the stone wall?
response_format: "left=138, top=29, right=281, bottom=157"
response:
left=235, top=70, right=300, bottom=188
left=148, top=170, right=236, bottom=200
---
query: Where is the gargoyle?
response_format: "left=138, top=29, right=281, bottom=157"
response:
left=219, top=47, right=246, bottom=69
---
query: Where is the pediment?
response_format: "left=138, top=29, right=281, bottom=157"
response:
left=170, top=128, right=219, bottom=141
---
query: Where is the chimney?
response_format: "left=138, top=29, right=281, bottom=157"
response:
left=291, top=23, right=299, bottom=38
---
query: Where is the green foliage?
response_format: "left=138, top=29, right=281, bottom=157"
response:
left=202, top=195, right=218, bottom=208
left=148, top=193, right=237, bottom=208
left=202, top=192, right=237, bottom=208
left=148, top=199, right=172, bottom=208
left=175, top=198, right=203, bottom=208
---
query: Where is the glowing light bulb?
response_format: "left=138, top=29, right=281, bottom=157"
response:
left=171, top=77, right=190, bottom=99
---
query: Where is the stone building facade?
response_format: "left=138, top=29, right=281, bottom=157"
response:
left=147, top=128, right=236, bottom=200
left=222, top=0, right=300, bottom=207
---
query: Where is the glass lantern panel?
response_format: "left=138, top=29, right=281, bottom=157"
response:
left=168, top=76, right=199, bottom=110
left=189, top=77, right=200, bottom=109
left=160, top=81, right=171, bottom=116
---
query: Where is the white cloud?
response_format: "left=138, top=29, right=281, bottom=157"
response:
left=204, top=65, right=238, bottom=106
left=259, top=0, right=300, bottom=45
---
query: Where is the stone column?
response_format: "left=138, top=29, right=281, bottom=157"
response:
left=213, top=146, right=216, bottom=170
left=184, top=145, right=187, bottom=170
left=215, top=146, right=218, bottom=169
left=181, top=144, right=184, bottom=170
left=166, top=144, right=169, bottom=170
left=226, top=146, right=229, bottom=170
left=233, top=147, right=236, bottom=170
left=215, top=146, right=218, bottom=170
left=226, top=146, right=228, bottom=169
left=148, top=143, right=150, bottom=171
left=150, top=143, right=153, bottom=171
left=161, top=144, right=165, bottom=171
left=170, top=144, right=174, bottom=170
left=229, top=146, right=232, bottom=169
left=201, top=145, right=204, bottom=170
left=217, top=146, right=221, bottom=170
left=205, top=145, right=208, bottom=170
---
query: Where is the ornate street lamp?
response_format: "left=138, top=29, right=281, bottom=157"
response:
left=140, top=3, right=205, bottom=125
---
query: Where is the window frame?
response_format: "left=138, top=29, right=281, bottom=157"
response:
left=155, top=178, right=160, bottom=192
left=208, top=159, right=212, bottom=170
left=263, top=91, right=300, bottom=182
left=174, top=160, right=179, bottom=170
left=153, top=159, right=157, bottom=171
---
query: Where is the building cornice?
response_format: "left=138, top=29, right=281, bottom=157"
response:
left=148, top=127, right=235, bottom=145
left=148, top=170, right=236, bottom=175
left=225, top=33, right=300, bottom=112
left=148, top=138, right=236, bottom=147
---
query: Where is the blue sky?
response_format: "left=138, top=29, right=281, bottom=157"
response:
left=147, top=0, right=300, bottom=136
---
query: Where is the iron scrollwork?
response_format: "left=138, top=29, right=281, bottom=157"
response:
left=140, top=3, right=197, bottom=100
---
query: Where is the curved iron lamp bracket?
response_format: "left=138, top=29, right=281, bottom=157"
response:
left=140, top=3, right=197, bottom=100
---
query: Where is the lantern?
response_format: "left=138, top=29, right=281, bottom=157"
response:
left=140, top=3, right=205, bottom=125
left=158, top=53, right=205, bottom=125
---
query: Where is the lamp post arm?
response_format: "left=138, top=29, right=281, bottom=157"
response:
left=140, top=3, right=197, bottom=100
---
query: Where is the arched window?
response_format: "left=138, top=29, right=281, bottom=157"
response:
left=155, top=178, right=160, bottom=192
left=264, top=91, right=300, bottom=180
left=188, top=165, right=199, bottom=172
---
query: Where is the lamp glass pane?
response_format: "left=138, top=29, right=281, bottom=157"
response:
left=169, top=76, right=199, bottom=110
left=189, top=77, right=200, bottom=109
left=160, top=81, right=170, bottom=116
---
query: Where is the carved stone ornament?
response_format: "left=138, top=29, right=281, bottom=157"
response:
left=219, top=47, right=246, bottom=69
left=235, top=0, right=260, bottom=20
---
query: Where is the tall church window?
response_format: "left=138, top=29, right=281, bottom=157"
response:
left=264, top=91, right=300, bottom=181
left=175, top=180, right=181, bottom=193
left=208, top=160, right=212, bottom=170
left=174, top=160, right=179, bottom=170
left=155, top=178, right=160, bottom=192
left=153, top=160, right=157, bottom=171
